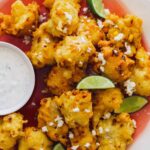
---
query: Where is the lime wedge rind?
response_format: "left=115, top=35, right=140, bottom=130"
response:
left=77, top=76, right=115, bottom=90
left=87, top=0, right=106, bottom=18
left=53, top=143, right=64, bottom=150
left=116, top=96, right=148, bottom=113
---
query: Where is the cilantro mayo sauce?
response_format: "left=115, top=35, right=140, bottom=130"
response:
left=0, top=42, right=35, bottom=115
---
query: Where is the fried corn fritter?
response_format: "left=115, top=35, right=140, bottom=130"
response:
left=97, top=113, right=135, bottom=150
left=0, top=113, right=26, bottom=150
left=130, top=47, right=150, bottom=96
left=55, top=35, right=96, bottom=69
left=92, top=88, right=123, bottom=128
left=0, top=0, right=39, bottom=36
left=47, top=66, right=73, bottom=96
left=18, top=127, right=52, bottom=150
left=44, top=0, right=80, bottom=37
left=102, top=48, right=135, bottom=82
left=68, top=127, right=97, bottom=150
left=55, top=90, right=93, bottom=128
left=27, top=23, right=58, bottom=68
left=47, top=66, right=85, bottom=96
left=99, top=14, right=142, bottom=50
left=38, top=98, right=69, bottom=145
left=77, top=16, right=103, bottom=45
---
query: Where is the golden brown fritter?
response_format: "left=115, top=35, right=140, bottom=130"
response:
left=55, top=90, right=93, bottom=128
left=55, top=35, right=96, bottom=69
left=130, top=47, right=150, bottom=96
left=92, top=88, right=123, bottom=128
left=0, top=0, right=39, bottom=36
left=67, top=127, right=96, bottom=150
left=0, top=113, right=26, bottom=150
left=18, top=127, right=53, bottom=150
left=47, top=66, right=73, bottom=96
left=77, top=16, right=103, bottom=45
left=38, top=98, right=69, bottom=145
left=27, top=23, right=58, bottom=68
left=100, top=14, right=142, bottom=50
left=97, top=113, right=135, bottom=150
left=46, top=66, right=85, bottom=96
left=44, top=0, right=80, bottom=37
left=93, top=47, right=135, bottom=82
left=103, top=49, right=135, bottom=82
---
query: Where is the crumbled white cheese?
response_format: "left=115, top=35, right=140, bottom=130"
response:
left=54, top=116, right=64, bottom=128
left=72, top=107, right=80, bottom=112
left=104, top=9, right=110, bottom=15
left=83, top=7, right=88, bottom=13
left=41, top=89, right=48, bottom=94
left=69, top=132, right=74, bottom=139
left=105, top=128, right=110, bottom=132
left=23, top=36, right=31, bottom=45
left=125, top=42, right=132, bottom=55
left=84, top=109, right=91, bottom=113
left=97, top=19, right=104, bottom=29
left=132, top=119, right=137, bottom=128
left=84, top=143, right=91, bottom=148
left=99, top=127, right=103, bottom=134
left=92, top=130, right=96, bottom=136
left=124, top=79, right=136, bottom=96
left=96, top=142, right=100, bottom=147
left=87, top=47, right=92, bottom=53
left=62, top=27, right=68, bottom=33
left=83, top=16, right=88, bottom=19
left=98, top=52, right=106, bottom=65
left=32, top=25, right=36, bottom=29
left=64, top=12, right=72, bottom=24
left=41, top=126, right=48, bottom=132
left=48, top=122, right=54, bottom=126
left=114, top=33, right=124, bottom=41
left=39, top=14, right=46, bottom=22
left=105, top=19, right=114, bottom=25
left=55, top=116, right=63, bottom=122
left=103, top=112, right=111, bottom=119
left=44, top=38, right=51, bottom=44
left=87, top=19, right=91, bottom=23
left=31, top=102, right=36, bottom=106
left=57, top=120, right=64, bottom=128
left=80, top=36, right=87, bottom=43
left=113, top=49, right=118, bottom=55
left=79, top=61, right=83, bottom=66
left=71, top=145, right=79, bottom=150
left=114, top=25, right=119, bottom=28
left=100, top=66, right=105, bottom=72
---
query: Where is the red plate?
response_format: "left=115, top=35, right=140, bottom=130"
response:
left=0, top=0, right=150, bottom=141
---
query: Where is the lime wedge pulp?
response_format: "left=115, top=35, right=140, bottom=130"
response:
left=87, top=0, right=106, bottom=18
left=116, top=96, right=148, bottom=113
left=77, top=76, right=115, bottom=90
left=53, top=143, right=65, bottom=150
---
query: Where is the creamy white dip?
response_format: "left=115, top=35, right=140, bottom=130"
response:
left=0, top=42, right=35, bottom=115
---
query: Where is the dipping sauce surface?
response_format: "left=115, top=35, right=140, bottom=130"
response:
left=0, top=42, right=35, bottom=115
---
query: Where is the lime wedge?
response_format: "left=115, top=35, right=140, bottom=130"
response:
left=116, top=96, right=148, bottom=113
left=77, top=76, right=115, bottom=90
left=53, top=143, right=64, bottom=150
left=87, top=0, right=106, bottom=18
